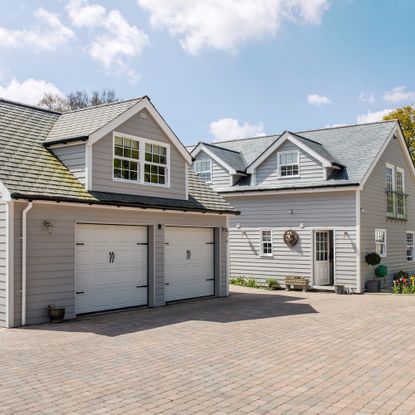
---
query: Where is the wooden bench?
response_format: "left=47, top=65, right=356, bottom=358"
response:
left=284, top=276, right=309, bottom=292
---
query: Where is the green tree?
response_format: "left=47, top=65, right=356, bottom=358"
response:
left=383, top=106, right=415, bottom=157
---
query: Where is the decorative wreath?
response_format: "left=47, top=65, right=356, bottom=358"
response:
left=283, top=230, right=299, bottom=247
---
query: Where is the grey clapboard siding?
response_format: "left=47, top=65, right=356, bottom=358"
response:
left=0, top=203, right=7, bottom=326
left=52, top=144, right=86, bottom=185
left=227, top=191, right=357, bottom=289
left=91, top=109, right=187, bottom=200
left=255, top=141, right=323, bottom=186
left=194, top=150, right=230, bottom=189
left=12, top=202, right=227, bottom=326
left=360, top=136, right=415, bottom=288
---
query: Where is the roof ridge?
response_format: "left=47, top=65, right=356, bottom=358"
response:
left=62, top=96, right=144, bottom=114
left=203, top=142, right=243, bottom=154
left=207, top=120, right=398, bottom=146
left=0, top=98, right=62, bottom=115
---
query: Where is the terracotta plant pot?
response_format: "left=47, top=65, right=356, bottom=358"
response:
left=48, top=305, right=65, bottom=323
left=366, top=280, right=381, bottom=293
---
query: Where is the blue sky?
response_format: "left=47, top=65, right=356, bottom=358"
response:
left=0, top=0, right=414, bottom=145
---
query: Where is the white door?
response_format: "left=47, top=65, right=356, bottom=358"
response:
left=75, top=224, right=148, bottom=314
left=314, top=231, right=331, bottom=285
left=165, top=227, right=214, bottom=301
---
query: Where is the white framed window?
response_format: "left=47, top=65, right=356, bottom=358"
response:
left=113, top=136, right=139, bottom=182
left=260, top=229, right=273, bottom=256
left=385, top=163, right=395, bottom=217
left=396, top=167, right=406, bottom=218
left=375, top=229, right=387, bottom=257
left=113, top=133, right=170, bottom=187
left=193, top=160, right=212, bottom=183
left=278, top=151, right=299, bottom=177
left=144, top=143, right=167, bottom=185
left=407, top=231, right=414, bottom=262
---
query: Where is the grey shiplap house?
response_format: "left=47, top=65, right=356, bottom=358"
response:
left=0, top=97, right=238, bottom=328
left=189, top=121, right=415, bottom=292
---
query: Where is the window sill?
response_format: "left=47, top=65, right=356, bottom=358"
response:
left=113, top=178, right=170, bottom=189
left=258, top=254, right=274, bottom=258
left=277, top=175, right=301, bottom=180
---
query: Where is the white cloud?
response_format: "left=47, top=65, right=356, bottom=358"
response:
left=359, top=92, right=375, bottom=104
left=383, top=86, right=415, bottom=103
left=0, top=8, right=75, bottom=51
left=210, top=118, right=265, bottom=141
left=66, top=0, right=149, bottom=81
left=324, top=123, right=347, bottom=128
left=307, top=94, right=331, bottom=106
left=357, top=109, right=393, bottom=124
left=0, top=78, right=64, bottom=105
left=138, top=0, right=329, bottom=55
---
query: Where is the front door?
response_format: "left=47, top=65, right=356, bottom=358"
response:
left=314, top=230, right=333, bottom=286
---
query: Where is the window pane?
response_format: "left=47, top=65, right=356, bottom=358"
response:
left=114, top=159, right=121, bottom=169
left=131, top=150, right=139, bottom=159
left=114, top=169, right=122, bottom=178
left=114, top=136, right=123, bottom=146
left=124, top=138, right=131, bottom=148
left=114, top=146, right=123, bottom=156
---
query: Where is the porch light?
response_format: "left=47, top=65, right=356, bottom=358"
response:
left=43, top=220, right=54, bottom=234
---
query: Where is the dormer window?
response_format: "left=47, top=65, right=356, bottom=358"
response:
left=194, top=160, right=212, bottom=183
left=113, top=136, right=139, bottom=181
left=279, top=151, right=299, bottom=177
left=113, top=133, right=169, bottom=187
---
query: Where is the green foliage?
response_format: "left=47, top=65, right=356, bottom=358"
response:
left=229, top=276, right=246, bottom=286
left=365, top=252, right=381, bottom=266
left=266, top=278, right=280, bottom=290
left=383, top=106, right=415, bottom=159
left=245, top=278, right=258, bottom=288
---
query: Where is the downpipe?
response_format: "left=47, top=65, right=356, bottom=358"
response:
left=21, top=201, right=33, bottom=326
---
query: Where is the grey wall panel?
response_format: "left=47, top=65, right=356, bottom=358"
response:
left=52, top=144, right=86, bottom=185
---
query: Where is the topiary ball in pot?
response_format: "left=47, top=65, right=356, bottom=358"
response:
left=365, top=252, right=381, bottom=267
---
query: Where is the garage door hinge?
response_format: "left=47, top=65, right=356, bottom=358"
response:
left=76, top=243, right=84, bottom=246
left=136, top=242, right=148, bottom=245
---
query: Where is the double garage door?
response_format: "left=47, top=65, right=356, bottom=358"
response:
left=75, top=224, right=214, bottom=314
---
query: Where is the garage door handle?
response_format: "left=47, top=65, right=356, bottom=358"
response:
left=76, top=291, right=85, bottom=294
left=136, top=285, right=148, bottom=288
left=206, top=278, right=214, bottom=281
left=165, top=282, right=170, bottom=286
left=109, top=251, right=115, bottom=263
left=186, top=250, right=191, bottom=260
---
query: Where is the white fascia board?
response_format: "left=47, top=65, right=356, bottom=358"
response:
left=246, top=131, right=333, bottom=174
left=221, top=185, right=358, bottom=197
left=360, top=123, right=415, bottom=189
left=192, top=144, right=237, bottom=174
left=0, top=181, right=11, bottom=201
left=88, top=97, right=192, bottom=165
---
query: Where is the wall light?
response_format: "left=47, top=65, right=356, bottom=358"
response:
left=288, top=209, right=294, bottom=215
left=43, top=220, right=54, bottom=234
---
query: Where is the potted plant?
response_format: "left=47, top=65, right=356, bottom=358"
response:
left=365, top=252, right=382, bottom=292
left=334, top=284, right=345, bottom=295
left=48, top=304, right=65, bottom=323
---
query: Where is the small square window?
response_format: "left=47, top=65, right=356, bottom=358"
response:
left=279, top=151, right=299, bottom=177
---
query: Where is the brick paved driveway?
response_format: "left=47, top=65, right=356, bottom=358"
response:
left=1, top=287, right=415, bottom=415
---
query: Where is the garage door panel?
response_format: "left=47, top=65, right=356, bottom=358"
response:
left=75, top=224, right=148, bottom=314
left=165, top=227, right=214, bottom=302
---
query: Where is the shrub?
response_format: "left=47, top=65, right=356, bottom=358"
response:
left=266, top=278, right=280, bottom=290
left=229, top=276, right=246, bottom=286
left=365, top=252, right=381, bottom=266
left=394, top=270, right=409, bottom=280
left=245, top=278, right=258, bottom=288
left=393, top=275, right=415, bottom=294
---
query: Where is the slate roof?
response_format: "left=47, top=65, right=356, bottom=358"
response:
left=189, top=121, right=399, bottom=192
left=46, top=98, right=142, bottom=143
left=0, top=99, right=237, bottom=214
left=197, top=142, right=247, bottom=171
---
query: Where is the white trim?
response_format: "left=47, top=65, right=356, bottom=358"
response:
left=88, top=97, right=192, bottom=165
left=85, top=144, right=92, bottom=191
left=185, top=166, right=189, bottom=200
left=16, top=199, right=236, bottom=216
left=246, top=131, right=334, bottom=174
left=360, top=124, right=415, bottom=189
left=112, top=132, right=171, bottom=188
left=191, top=144, right=238, bottom=175
left=221, top=186, right=358, bottom=197
left=396, top=166, right=405, bottom=192
left=406, top=231, right=414, bottom=262
left=356, top=189, right=362, bottom=293
left=0, top=181, right=11, bottom=201
left=375, top=228, right=387, bottom=258
left=259, top=228, right=273, bottom=257
left=193, top=159, right=212, bottom=183
left=277, top=150, right=300, bottom=178
left=311, top=228, right=335, bottom=287
left=226, top=216, right=230, bottom=296
left=5, top=202, right=14, bottom=328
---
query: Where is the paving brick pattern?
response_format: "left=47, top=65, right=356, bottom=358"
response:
left=1, top=287, right=415, bottom=414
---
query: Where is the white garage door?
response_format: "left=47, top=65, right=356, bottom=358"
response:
left=75, top=224, right=148, bottom=314
left=165, top=227, right=214, bottom=301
